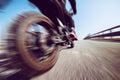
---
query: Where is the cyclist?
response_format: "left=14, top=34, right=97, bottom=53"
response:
left=29, top=0, right=78, bottom=40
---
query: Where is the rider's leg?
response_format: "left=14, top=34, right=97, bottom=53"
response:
left=29, top=0, right=62, bottom=34
left=62, top=5, right=78, bottom=40
left=53, top=0, right=78, bottom=40
left=53, top=0, right=77, bottom=40
left=53, top=0, right=67, bottom=26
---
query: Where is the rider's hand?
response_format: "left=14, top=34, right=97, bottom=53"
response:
left=69, top=8, right=75, bottom=16
left=69, top=12, right=74, bottom=16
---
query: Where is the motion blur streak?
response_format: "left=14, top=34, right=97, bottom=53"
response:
left=32, top=40, right=120, bottom=80
left=0, top=0, right=12, bottom=9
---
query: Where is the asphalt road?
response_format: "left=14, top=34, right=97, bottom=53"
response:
left=32, top=40, right=120, bottom=80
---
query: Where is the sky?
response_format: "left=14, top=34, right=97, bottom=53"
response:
left=0, top=0, right=120, bottom=41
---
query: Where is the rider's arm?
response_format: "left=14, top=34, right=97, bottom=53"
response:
left=68, top=0, right=77, bottom=14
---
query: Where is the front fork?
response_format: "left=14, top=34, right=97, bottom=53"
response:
left=51, top=29, right=72, bottom=47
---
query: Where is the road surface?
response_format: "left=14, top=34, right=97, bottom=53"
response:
left=32, top=40, right=120, bottom=80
